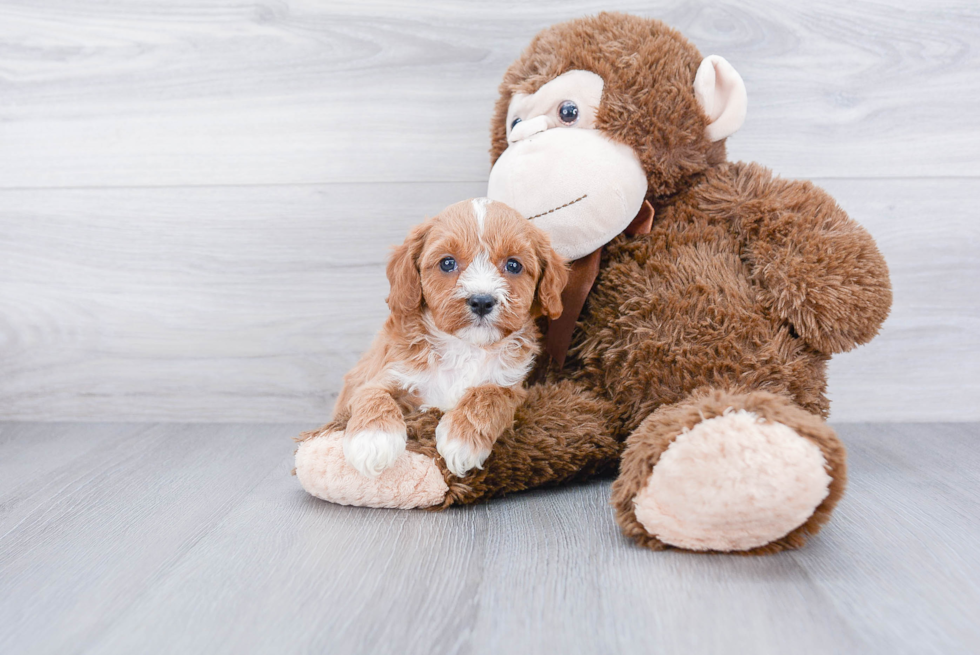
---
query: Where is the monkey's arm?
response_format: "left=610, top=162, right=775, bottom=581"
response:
left=718, top=162, right=892, bottom=354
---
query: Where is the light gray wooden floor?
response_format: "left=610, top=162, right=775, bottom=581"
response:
left=1, top=422, right=978, bottom=655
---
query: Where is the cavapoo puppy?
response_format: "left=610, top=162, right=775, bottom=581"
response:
left=336, top=198, right=567, bottom=478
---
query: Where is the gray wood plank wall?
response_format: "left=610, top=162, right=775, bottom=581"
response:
left=1, top=0, right=978, bottom=422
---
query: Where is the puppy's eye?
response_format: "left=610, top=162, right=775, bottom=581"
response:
left=510, top=117, right=522, bottom=130
left=558, top=100, right=578, bottom=125
left=504, top=258, right=523, bottom=275
left=439, top=257, right=457, bottom=273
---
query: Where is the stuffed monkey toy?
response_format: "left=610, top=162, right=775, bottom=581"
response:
left=295, top=13, right=892, bottom=554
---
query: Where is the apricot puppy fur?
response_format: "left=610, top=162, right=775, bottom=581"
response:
left=336, top=198, right=567, bottom=478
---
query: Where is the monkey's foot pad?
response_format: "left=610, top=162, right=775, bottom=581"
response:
left=633, top=410, right=832, bottom=551
left=296, top=431, right=448, bottom=509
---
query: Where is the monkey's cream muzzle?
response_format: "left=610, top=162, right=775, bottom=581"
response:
left=488, top=58, right=746, bottom=262
left=487, top=69, right=649, bottom=261
left=487, top=127, right=648, bottom=261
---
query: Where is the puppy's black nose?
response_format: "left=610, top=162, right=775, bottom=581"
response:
left=467, top=294, right=496, bottom=317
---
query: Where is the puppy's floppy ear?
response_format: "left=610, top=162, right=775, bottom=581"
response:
left=533, top=232, right=569, bottom=320
left=386, top=221, right=429, bottom=320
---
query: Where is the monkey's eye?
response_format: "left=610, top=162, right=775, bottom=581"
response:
left=439, top=257, right=457, bottom=273
left=510, top=117, right=522, bottom=130
left=558, top=100, right=579, bottom=125
left=504, top=258, right=523, bottom=275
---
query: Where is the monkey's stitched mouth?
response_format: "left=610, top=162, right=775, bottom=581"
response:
left=527, top=194, right=588, bottom=220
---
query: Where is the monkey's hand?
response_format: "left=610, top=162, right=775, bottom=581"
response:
left=720, top=162, right=892, bottom=354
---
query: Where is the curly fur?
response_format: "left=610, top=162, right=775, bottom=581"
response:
left=298, top=13, right=891, bottom=554
left=483, top=14, right=888, bottom=552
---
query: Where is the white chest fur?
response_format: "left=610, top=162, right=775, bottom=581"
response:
left=391, top=329, right=533, bottom=412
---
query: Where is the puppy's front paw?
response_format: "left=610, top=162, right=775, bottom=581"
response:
left=436, top=413, right=491, bottom=478
left=343, top=428, right=407, bottom=478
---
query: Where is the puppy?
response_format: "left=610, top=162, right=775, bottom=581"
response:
left=335, top=198, right=567, bottom=478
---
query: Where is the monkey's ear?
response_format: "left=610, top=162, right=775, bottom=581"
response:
left=386, top=222, right=428, bottom=320
left=694, top=55, right=747, bottom=142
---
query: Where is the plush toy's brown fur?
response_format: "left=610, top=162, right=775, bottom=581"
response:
left=303, top=13, right=891, bottom=553
left=484, top=13, right=889, bottom=550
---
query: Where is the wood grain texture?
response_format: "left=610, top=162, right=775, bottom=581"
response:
left=1, top=178, right=976, bottom=422
left=0, top=422, right=977, bottom=654
left=1, top=1, right=977, bottom=422
left=0, top=0, right=978, bottom=187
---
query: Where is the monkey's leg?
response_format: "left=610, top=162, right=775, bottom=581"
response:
left=610, top=388, right=846, bottom=554
left=425, top=380, right=622, bottom=505
left=294, top=380, right=621, bottom=509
